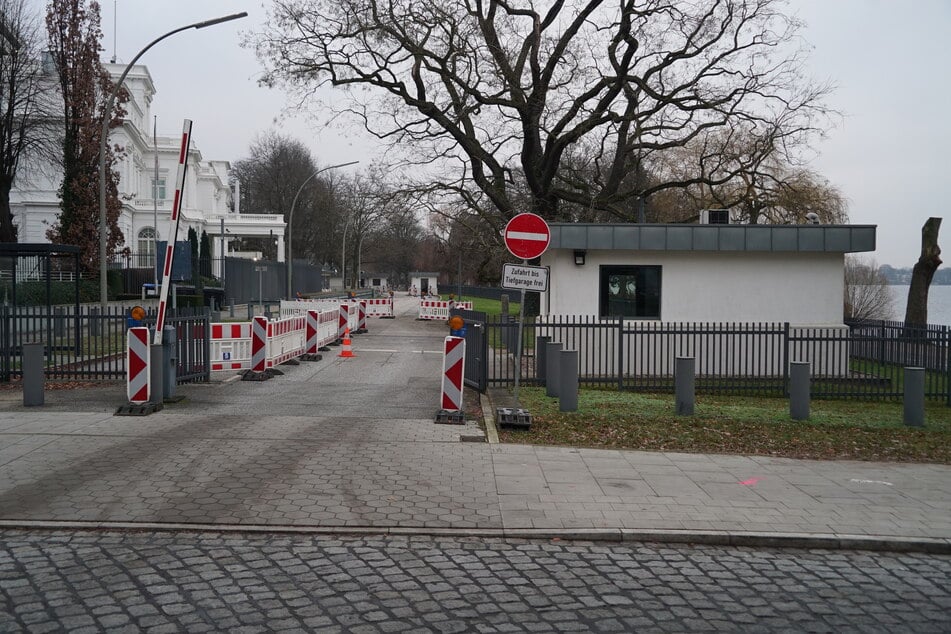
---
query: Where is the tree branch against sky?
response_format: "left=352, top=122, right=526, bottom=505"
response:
left=0, top=0, right=55, bottom=242
left=254, top=0, right=836, bottom=227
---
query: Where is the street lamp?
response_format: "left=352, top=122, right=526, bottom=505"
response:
left=286, top=160, right=359, bottom=299
left=98, top=12, right=248, bottom=310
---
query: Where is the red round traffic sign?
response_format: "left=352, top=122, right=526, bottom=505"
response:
left=503, top=213, right=550, bottom=260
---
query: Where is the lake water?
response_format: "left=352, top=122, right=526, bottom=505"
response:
left=887, top=285, right=951, bottom=325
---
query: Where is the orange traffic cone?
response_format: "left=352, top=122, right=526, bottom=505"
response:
left=338, top=328, right=355, bottom=358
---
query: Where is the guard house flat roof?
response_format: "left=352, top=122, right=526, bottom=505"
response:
left=547, top=224, right=876, bottom=253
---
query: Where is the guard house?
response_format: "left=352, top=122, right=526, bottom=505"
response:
left=409, top=272, right=439, bottom=297
left=537, top=223, right=877, bottom=377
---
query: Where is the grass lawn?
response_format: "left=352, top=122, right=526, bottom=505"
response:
left=497, top=387, right=951, bottom=463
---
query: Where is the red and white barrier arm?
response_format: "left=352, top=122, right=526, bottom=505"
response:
left=153, top=120, right=193, bottom=345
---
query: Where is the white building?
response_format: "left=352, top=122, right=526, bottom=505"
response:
left=537, top=223, right=878, bottom=377
left=10, top=63, right=285, bottom=273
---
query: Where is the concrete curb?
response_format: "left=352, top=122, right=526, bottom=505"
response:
left=480, top=392, right=500, bottom=444
left=1, top=520, right=948, bottom=554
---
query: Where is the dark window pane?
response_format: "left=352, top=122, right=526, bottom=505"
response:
left=599, top=265, right=661, bottom=318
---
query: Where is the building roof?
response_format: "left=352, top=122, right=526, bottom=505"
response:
left=547, top=223, right=876, bottom=253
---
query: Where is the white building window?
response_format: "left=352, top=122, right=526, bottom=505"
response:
left=137, top=227, right=157, bottom=267
left=152, top=178, right=166, bottom=200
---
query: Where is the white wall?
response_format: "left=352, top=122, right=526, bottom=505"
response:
left=541, top=249, right=845, bottom=325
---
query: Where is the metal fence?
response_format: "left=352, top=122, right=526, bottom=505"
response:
left=0, top=305, right=211, bottom=384
left=481, top=316, right=951, bottom=402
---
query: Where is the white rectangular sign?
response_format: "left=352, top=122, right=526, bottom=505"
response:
left=502, top=263, right=549, bottom=292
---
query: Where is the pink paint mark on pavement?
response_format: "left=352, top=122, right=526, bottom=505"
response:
left=738, top=478, right=761, bottom=486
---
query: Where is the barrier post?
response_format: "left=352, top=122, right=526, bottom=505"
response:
left=675, top=356, right=695, bottom=416
left=251, top=316, right=267, bottom=372
left=22, top=342, right=44, bottom=407
left=436, top=336, right=466, bottom=424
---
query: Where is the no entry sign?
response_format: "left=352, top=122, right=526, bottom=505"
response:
left=504, top=213, right=550, bottom=260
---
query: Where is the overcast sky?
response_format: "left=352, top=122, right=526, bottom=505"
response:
left=31, top=0, right=951, bottom=267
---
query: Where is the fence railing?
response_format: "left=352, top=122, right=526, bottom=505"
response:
left=0, top=305, right=211, bottom=384
left=481, top=316, right=951, bottom=402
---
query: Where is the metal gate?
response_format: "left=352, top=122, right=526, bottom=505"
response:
left=453, top=308, right=488, bottom=392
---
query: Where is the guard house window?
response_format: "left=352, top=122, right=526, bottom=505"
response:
left=599, top=265, right=661, bottom=319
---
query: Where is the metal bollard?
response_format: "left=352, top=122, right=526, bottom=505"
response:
left=903, top=367, right=925, bottom=427
left=536, top=336, right=550, bottom=384
left=22, top=342, right=44, bottom=407
left=789, top=361, right=810, bottom=421
left=148, top=343, right=164, bottom=407
left=229, top=299, right=235, bottom=318
left=545, top=341, right=562, bottom=397
left=162, top=326, right=177, bottom=401
left=675, top=356, right=695, bottom=416
left=559, top=349, right=578, bottom=412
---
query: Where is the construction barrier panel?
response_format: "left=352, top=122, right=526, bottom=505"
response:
left=306, top=309, right=338, bottom=353
left=210, top=322, right=252, bottom=371
left=280, top=299, right=345, bottom=318
left=419, top=300, right=474, bottom=320
left=364, top=297, right=395, bottom=318
left=265, top=315, right=307, bottom=367
left=356, top=301, right=368, bottom=332
left=440, top=336, right=466, bottom=411
left=127, top=327, right=150, bottom=404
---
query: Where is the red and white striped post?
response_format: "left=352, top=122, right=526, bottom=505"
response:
left=440, top=336, right=466, bottom=411
left=305, top=310, right=319, bottom=354
left=357, top=300, right=367, bottom=333
left=338, top=302, right=349, bottom=340
left=251, top=316, right=267, bottom=372
left=127, top=327, right=150, bottom=404
left=153, top=120, right=193, bottom=345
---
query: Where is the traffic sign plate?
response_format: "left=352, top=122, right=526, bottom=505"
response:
left=502, top=264, right=549, bottom=292
left=504, top=213, right=550, bottom=260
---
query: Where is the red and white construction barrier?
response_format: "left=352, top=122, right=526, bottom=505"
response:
left=364, top=297, right=395, bottom=318
left=305, top=309, right=338, bottom=354
left=127, top=327, right=150, bottom=404
left=356, top=300, right=368, bottom=333
left=440, top=336, right=466, bottom=411
left=210, top=322, right=252, bottom=371
left=251, top=316, right=268, bottom=372
left=419, top=300, right=474, bottom=320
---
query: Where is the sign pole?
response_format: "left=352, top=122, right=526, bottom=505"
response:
left=502, top=213, right=551, bottom=405
left=514, top=260, right=527, bottom=402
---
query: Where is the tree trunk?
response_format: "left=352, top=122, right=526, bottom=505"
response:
left=904, top=217, right=942, bottom=325
left=0, top=180, right=16, bottom=242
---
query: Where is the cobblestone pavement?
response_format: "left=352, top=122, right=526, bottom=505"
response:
left=0, top=296, right=948, bottom=546
left=1, top=530, right=949, bottom=633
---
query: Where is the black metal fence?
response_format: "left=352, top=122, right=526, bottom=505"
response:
left=0, top=305, right=211, bottom=384
left=481, top=316, right=951, bottom=402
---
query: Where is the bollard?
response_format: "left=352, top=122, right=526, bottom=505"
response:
left=789, top=361, right=811, bottom=421
left=500, top=294, right=509, bottom=319
left=903, top=367, right=925, bottom=427
left=545, top=341, right=562, bottom=397
left=22, top=342, right=44, bottom=407
left=148, top=343, right=164, bottom=407
left=675, top=356, right=695, bottom=416
left=162, top=326, right=177, bottom=401
left=559, top=349, right=578, bottom=412
left=536, top=336, right=550, bottom=384
left=229, top=299, right=235, bottom=318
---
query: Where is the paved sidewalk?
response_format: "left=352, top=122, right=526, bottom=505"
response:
left=0, top=296, right=949, bottom=552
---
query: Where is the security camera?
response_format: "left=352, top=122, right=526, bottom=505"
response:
left=805, top=212, right=820, bottom=225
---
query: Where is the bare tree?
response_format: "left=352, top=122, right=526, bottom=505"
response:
left=255, top=0, right=834, bottom=234
left=0, top=0, right=56, bottom=242
left=844, top=256, right=893, bottom=321
left=45, top=0, right=125, bottom=270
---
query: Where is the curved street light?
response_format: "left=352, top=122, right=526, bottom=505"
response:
left=286, top=160, right=359, bottom=299
left=98, top=12, right=248, bottom=310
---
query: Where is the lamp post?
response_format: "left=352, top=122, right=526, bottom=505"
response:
left=98, top=12, right=248, bottom=311
left=286, top=160, right=358, bottom=299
